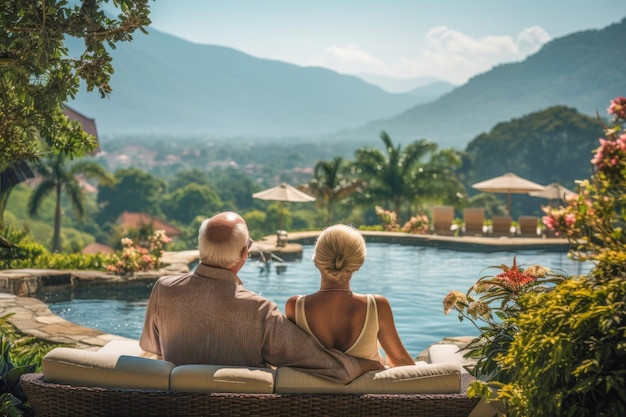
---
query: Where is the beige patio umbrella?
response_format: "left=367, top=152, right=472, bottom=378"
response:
left=252, top=183, right=315, bottom=230
left=529, top=182, right=578, bottom=201
left=472, top=172, right=545, bottom=215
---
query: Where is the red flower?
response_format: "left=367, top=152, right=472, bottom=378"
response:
left=495, top=257, right=536, bottom=290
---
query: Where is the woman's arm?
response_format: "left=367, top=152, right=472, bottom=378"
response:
left=285, top=295, right=298, bottom=322
left=375, top=295, right=415, bottom=367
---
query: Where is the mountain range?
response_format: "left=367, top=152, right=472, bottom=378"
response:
left=67, top=17, right=626, bottom=150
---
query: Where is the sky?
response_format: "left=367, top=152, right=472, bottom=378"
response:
left=144, top=1, right=626, bottom=85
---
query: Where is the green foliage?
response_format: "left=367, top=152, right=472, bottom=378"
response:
left=353, top=131, right=464, bottom=222
left=28, top=151, right=114, bottom=252
left=488, top=97, right=626, bottom=416
left=25, top=252, right=110, bottom=271
left=462, top=106, right=601, bottom=216
left=497, top=277, right=626, bottom=417
left=0, top=0, right=152, bottom=169
left=374, top=206, right=399, bottom=231
left=0, top=335, right=34, bottom=417
left=306, top=157, right=364, bottom=225
left=0, top=314, right=67, bottom=417
left=289, top=209, right=315, bottom=232
left=443, top=259, right=567, bottom=385
left=0, top=226, right=46, bottom=270
left=167, top=168, right=212, bottom=192
left=212, top=168, right=258, bottom=211
left=243, top=210, right=269, bottom=240
left=353, top=131, right=438, bottom=221
left=0, top=224, right=106, bottom=270
left=106, top=231, right=171, bottom=276
left=162, top=183, right=223, bottom=224
left=467, top=193, right=508, bottom=218
left=97, top=168, right=166, bottom=224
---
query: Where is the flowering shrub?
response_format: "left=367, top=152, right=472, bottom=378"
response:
left=106, top=231, right=171, bottom=276
left=540, top=204, right=578, bottom=236
left=443, top=258, right=566, bottom=385
left=543, top=96, right=626, bottom=272
left=374, top=206, right=399, bottom=231
left=497, top=276, right=626, bottom=417
left=402, top=214, right=430, bottom=234
left=458, top=96, right=626, bottom=416
left=148, top=229, right=172, bottom=269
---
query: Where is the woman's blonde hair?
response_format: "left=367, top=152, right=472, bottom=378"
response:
left=313, top=224, right=366, bottom=282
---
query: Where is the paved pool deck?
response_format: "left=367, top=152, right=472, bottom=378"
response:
left=0, top=231, right=572, bottom=358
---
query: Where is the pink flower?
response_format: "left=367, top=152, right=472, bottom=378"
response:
left=564, top=214, right=576, bottom=227
left=608, top=96, right=626, bottom=119
left=542, top=216, right=555, bottom=229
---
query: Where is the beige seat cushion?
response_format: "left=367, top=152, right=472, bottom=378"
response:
left=42, top=347, right=174, bottom=391
left=97, top=339, right=144, bottom=355
left=428, top=344, right=474, bottom=373
left=98, top=339, right=161, bottom=359
left=170, top=365, right=275, bottom=394
left=275, top=363, right=462, bottom=394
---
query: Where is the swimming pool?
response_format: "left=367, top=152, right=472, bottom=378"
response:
left=48, top=243, right=591, bottom=357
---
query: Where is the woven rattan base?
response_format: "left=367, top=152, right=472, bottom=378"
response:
left=21, top=373, right=479, bottom=417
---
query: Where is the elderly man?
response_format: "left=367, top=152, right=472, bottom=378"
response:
left=140, top=211, right=382, bottom=383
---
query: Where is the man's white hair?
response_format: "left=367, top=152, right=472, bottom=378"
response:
left=198, top=218, right=249, bottom=269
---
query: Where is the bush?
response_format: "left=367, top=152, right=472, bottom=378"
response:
left=492, top=97, right=626, bottom=416
left=105, top=231, right=171, bottom=276
left=498, top=277, right=626, bottom=417
left=0, top=314, right=65, bottom=417
left=0, top=335, right=34, bottom=417
left=443, top=259, right=566, bottom=385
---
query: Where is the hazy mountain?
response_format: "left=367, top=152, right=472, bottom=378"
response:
left=67, top=17, right=625, bottom=149
left=66, top=30, right=423, bottom=140
left=355, top=74, right=455, bottom=94
left=335, top=18, right=626, bottom=149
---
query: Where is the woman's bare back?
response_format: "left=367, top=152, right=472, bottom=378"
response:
left=303, top=291, right=369, bottom=352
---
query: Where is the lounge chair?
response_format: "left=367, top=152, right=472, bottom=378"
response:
left=518, top=216, right=539, bottom=237
left=19, top=340, right=495, bottom=417
left=432, top=205, right=455, bottom=235
left=491, top=215, right=512, bottom=237
left=463, top=208, right=485, bottom=236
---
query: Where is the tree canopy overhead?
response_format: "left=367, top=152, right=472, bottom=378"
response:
left=0, top=0, right=152, bottom=170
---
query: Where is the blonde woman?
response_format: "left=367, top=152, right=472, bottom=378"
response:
left=285, top=224, right=415, bottom=367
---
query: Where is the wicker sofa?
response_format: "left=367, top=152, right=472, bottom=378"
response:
left=20, top=341, right=495, bottom=417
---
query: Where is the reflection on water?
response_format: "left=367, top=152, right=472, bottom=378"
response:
left=48, top=243, right=592, bottom=356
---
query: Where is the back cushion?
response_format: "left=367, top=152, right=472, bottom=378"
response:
left=42, top=347, right=174, bottom=391
left=275, top=363, right=462, bottom=394
left=170, top=365, right=275, bottom=394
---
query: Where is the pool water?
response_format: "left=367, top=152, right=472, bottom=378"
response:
left=48, top=243, right=591, bottom=357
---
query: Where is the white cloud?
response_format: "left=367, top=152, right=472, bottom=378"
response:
left=517, top=26, right=552, bottom=54
left=323, top=45, right=388, bottom=75
left=316, top=26, right=552, bottom=85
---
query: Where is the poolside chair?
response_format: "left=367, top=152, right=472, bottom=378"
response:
left=491, top=215, right=512, bottom=237
left=518, top=216, right=539, bottom=237
left=463, top=208, right=485, bottom=236
left=432, top=205, right=455, bottom=235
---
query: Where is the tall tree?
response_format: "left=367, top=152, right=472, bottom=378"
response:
left=0, top=0, right=151, bottom=170
left=162, top=183, right=223, bottom=224
left=353, top=131, right=437, bottom=220
left=409, top=148, right=466, bottom=210
left=28, top=153, right=114, bottom=252
left=307, top=157, right=364, bottom=225
left=97, top=168, right=166, bottom=224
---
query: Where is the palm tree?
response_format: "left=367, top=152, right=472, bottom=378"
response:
left=28, top=152, right=114, bottom=252
left=307, top=157, right=364, bottom=225
left=408, top=147, right=466, bottom=211
left=354, top=131, right=436, bottom=219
